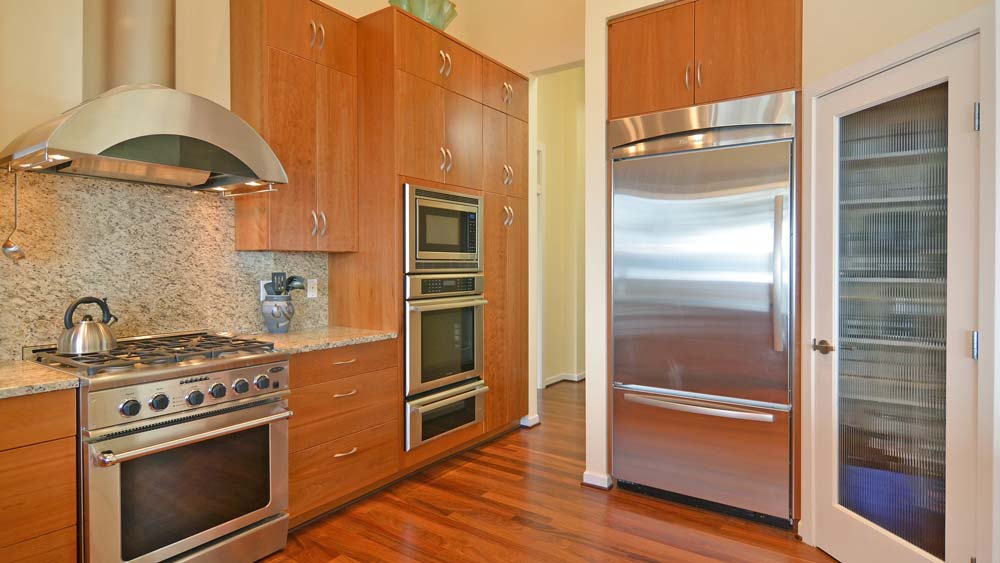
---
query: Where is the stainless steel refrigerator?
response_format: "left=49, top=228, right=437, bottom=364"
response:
left=610, top=92, right=795, bottom=523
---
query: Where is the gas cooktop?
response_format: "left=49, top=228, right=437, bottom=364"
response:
left=27, top=331, right=286, bottom=382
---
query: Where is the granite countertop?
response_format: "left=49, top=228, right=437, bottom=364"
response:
left=247, top=325, right=397, bottom=355
left=0, top=360, right=79, bottom=400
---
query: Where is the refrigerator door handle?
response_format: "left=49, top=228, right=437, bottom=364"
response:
left=623, top=393, right=776, bottom=423
left=771, top=194, right=785, bottom=353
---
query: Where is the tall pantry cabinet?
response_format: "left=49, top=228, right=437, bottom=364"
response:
left=231, top=0, right=359, bottom=252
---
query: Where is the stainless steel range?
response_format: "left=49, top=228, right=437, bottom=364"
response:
left=28, top=331, right=292, bottom=563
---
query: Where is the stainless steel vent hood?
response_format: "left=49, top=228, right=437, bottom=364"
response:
left=0, top=84, right=286, bottom=194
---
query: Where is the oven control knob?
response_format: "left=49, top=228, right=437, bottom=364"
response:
left=254, top=374, right=270, bottom=390
left=186, top=390, right=205, bottom=406
left=209, top=383, right=227, bottom=399
left=120, top=399, right=141, bottom=417
left=233, top=378, right=250, bottom=394
left=149, top=393, right=170, bottom=411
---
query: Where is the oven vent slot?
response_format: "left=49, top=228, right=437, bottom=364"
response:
left=88, top=397, right=284, bottom=442
left=414, top=188, right=480, bottom=205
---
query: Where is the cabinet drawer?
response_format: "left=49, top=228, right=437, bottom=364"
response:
left=0, top=389, right=75, bottom=453
left=0, top=526, right=77, bottom=563
left=290, top=338, right=397, bottom=388
left=289, top=421, right=399, bottom=518
left=0, top=438, right=76, bottom=551
left=289, top=367, right=397, bottom=452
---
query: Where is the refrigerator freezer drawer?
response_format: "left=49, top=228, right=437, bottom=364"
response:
left=612, top=388, right=790, bottom=519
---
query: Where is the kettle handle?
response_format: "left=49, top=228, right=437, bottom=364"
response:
left=64, top=297, right=114, bottom=329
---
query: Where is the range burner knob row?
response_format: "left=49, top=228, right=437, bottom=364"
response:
left=209, top=383, right=227, bottom=399
left=149, top=393, right=170, bottom=411
left=186, top=390, right=205, bottom=406
left=120, top=399, right=141, bottom=417
left=254, top=374, right=270, bottom=390
left=233, top=378, right=250, bottom=394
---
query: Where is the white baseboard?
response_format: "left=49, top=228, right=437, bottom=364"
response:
left=520, top=414, right=540, bottom=427
left=543, top=371, right=586, bottom=387
left=581, top=471, right=613, bottom=489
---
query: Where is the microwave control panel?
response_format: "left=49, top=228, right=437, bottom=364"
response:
left=422, top=277, right=477, bottom=295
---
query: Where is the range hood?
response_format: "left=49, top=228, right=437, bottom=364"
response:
left=0, top=84, right=286, bottom=195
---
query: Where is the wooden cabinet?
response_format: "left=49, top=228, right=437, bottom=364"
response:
left=396, top=11, right=482, bottom=102
left=608, top=0, right=800, bottom=118
left=396, top=70, right=483, bottom=189
left=0, top=390, right=76, bottom=562
left=231, top=0, right=359, bottom=251
left=693, top=0, right=798, bottom=104
left=483, top=108, right=528, bottom=198
left=289, top=338, right=397, bottom=388
left=289, top=367, right=396, bottom=453
left=483, top=194, right=528, bottom=432
left=608, top=2, right=695, bottom=119
left=483, top=59, right=529, bottom=121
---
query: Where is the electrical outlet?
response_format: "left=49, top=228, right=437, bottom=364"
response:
left=307, top=279, right=318, bottom=298
left=259, top=280, right=267, bottom=301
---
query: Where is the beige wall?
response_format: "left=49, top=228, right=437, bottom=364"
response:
left=175, top=0, right=230, bottom=108
left=537, top=65, right=585, bottom=384
left=803, top=0, right=988, bottom=85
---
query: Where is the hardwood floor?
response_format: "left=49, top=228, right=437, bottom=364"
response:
left=267, top=382, right=835, bottom=562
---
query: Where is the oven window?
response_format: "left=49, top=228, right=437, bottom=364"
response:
left=418, top=204, right=475, bottom=254
left=421, top=307, right=476, bottom=383
left=422, top=396, right=478, bottom=441
left=120, top=426, right=271, bottom=561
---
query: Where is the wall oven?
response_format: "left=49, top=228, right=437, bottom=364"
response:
left=406, top=379, right=489, bottom=450
left=83, top=394, right=290, bottom=563
left=406, top=183, right=482, bottom=273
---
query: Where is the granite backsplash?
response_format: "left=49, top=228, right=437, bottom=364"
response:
left=0, top=172, right=328, bottom=360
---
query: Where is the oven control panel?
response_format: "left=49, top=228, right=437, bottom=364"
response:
left=407, top=273, right=484, bottom=300
left=85, top=361, right=290, bottom=431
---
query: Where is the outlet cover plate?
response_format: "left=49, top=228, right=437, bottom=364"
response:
left=307, top=279, right=318, bottom=298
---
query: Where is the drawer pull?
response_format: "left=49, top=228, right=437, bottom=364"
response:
left=332, top=358, right=357, bottom=366
left=333, top=446, right=358, bottom=458
left=333, top=389, right=358, bottom=398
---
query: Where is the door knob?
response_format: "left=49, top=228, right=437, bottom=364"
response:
left=812, top=339, right=835, bottom=355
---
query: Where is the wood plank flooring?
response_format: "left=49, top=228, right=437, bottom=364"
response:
left=266, top=382, right=836, bottom=562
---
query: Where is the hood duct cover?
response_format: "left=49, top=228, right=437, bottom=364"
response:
left=0, top=84, right=287, bottom=193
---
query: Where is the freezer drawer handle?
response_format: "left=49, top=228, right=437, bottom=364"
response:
left=622, top=393, right=775, bottom=423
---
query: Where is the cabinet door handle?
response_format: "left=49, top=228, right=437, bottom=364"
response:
left=438, top=50, right=447, bottom=75
left=333, top=389, right=358, bottom=398
left=508, top=165, right=514, bottom=186
left=318, top=23, right=326, bottom=50
left=439, top=147, right=447, bottom=170
left=444, top=52, right=453, bottom=77
left=502, top=164, right=509, bottom=185
left=504, top=205, right=512, bottom=226
left=684, top=63, right=691, bottom=91
left=319, top=211, right=328, bottom=237
left=445, top=148, right=454, bottom=172
left=696, top=62, right=702, bottom=88
left=506, top=83, right=513, bottom=103
left=309, top=20, right=317, bottom=48
left=310, top=210, right=319, bottom=236
left=509, top=206, right=515, bottom=225
left=333, top=446, right=359, bottom=458
left=333, top=358, right=357, bottom=366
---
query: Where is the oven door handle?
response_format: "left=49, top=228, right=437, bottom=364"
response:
left=412, top=385, right=489, bottom=415
left=93, top=410, right=293, bottom=467
left=408, top=297, right=487, bottom=312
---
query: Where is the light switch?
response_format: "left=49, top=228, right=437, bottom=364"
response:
left=307, top=279, right=318, bottom=299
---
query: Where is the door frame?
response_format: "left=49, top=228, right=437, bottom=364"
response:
left=799, top=6, right=998, bottom=562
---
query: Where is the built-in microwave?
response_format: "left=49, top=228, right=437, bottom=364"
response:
left=406, top=184, right=482, bottom=273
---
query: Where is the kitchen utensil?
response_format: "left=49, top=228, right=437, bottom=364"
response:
left=286, top=276, right=306, bottom=291
left=272, top=272, right=287, bottom=295
left=58, top=297, right=119, bottom=354
left=2, top=172, right=25, bottom=262
left=264, top=281, right=277, bottom=296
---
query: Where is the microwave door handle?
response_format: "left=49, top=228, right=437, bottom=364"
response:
left=408, top=298, right=487, bottom=312
left=414, top=385, right=489, bottom=415
left=93, top=410, right=292, bottom=467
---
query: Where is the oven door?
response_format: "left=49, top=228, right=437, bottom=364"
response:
left=84, top=398, right=290, bottom=563
left=406, top=379, right=489, bottom=451
left=406, top=296, right=486, bottom=396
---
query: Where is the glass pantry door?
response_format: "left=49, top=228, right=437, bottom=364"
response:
left=812, top=36, right=978, bottom=563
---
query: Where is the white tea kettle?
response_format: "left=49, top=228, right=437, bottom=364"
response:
left=57, top=297, right=119, bottom=355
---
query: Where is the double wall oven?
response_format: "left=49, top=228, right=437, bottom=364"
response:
left=404, top=184, right=489, bottom=450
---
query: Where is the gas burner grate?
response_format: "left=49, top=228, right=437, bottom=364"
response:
left=33, top=332, right=276, bottom=376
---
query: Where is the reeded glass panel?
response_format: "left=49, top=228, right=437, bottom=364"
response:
left=837, top=83, right=947, bottom=559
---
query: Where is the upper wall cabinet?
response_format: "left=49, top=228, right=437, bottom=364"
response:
left=396, top=12, right=482, bottom=102
left=483, top=59, right=528, bottom=122
left=231, top=0, right=359, bottom=251
left=608, top=0, right=800, bottom=119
